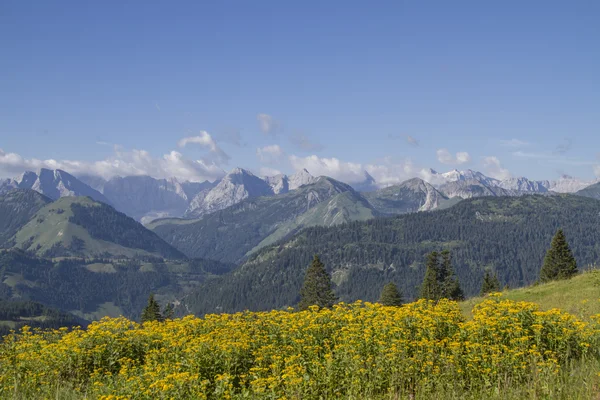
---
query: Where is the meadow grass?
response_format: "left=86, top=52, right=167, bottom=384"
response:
left=2, top=273, right=600, bottom=399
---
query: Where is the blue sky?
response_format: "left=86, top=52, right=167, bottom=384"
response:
left=1, top=1, right=599, bottom=184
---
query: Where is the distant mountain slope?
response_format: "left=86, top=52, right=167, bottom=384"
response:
left=546, top=175, right=597, bottom=193
left=152, top=177, right=375, bottom=263
left=576, top=182, right=600, bottom=200
left=498, top=177, right=549, bottom=193
left=437, top=178, right=513, bottom=199
left=103, top=176, right=193, bottom=222
left=184, top=168, right=274, bottom=218
left=363, top=178, right=450, bottom=214
left=251, top=191, right=377, bottom=254
left=5, top=169, right=112, bottom=205
left=186, top=195, right=600, bottom=315
left=0, top=190, right=51, bottom=248
left=11, top=197, right=184, bottom=259
left=184, top=168, right=318, bottom=218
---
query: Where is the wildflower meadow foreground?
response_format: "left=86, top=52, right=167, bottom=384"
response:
left=2, top=295, right=600, bottom=399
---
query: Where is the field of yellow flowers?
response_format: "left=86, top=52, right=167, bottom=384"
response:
left=1, top=294, right=600, bottom=399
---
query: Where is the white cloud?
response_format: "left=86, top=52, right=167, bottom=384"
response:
left=289, top=132, right=323, bottom=151
left=289, top=155, right=366, bottom=184
left=257, top=113, right=280, bottom=135
left=436, top=148, right=471, bottom=165
left=177, top=131, right=230, bottom=165
left=289, top=154, right=418, bottom=187
left=594, top=165, right=600, bottom=178
left=256, top=144, right=284, bottom=164
left=0, top=147, right=225, bottom=182
left=500, top=139, right=529, bottom=147
left=483, top=156, right=511, bottom=180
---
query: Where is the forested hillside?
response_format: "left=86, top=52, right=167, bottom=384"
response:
left=0, top=300, right=86, bottom=337
left=0, top=249, right=234, bottom=321
left=187, top=195, right=600, bottom=315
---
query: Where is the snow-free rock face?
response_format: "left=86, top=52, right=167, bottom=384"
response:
left=439, top=169, right=500, bottom=187
left=102, top=176, right=193, bottom=221
left=6, top=169, right=111, bottom=205
left=185, top=168, right=274, bottom=218
left=265, top=174, right=290, bottom=194
left=498, top=177, right=549, bottom=193
left=363, top=178, right=449, bottom=214
left=184, top=168, right=318, bottom=218
left=545, top=175, right=598, bottom=193
left=438, top=179, right=511, bottom=199
left=288, top=169, right=317, bottom=190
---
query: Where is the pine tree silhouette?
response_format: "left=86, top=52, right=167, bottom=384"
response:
left=480, top=271, right=500, bottom=296
left=420, top=252, right=442, bottom=301
left=379, top=282, right=403, bottom=306
left=540, top=229, right=578, bottom=282
left=298, top=255, right=337, bottom=311
left=141, top=294, right=163, bottom=323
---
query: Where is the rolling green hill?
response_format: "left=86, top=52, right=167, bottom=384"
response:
left=12, top=196, right=184, bottom=259
left=151, top=177, right=377, bottom=263
left=0, top=189, right=51, bottom=248
left=187, top=195, right=600, bottom=315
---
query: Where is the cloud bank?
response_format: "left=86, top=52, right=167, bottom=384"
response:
left=436, top=149, right=471, bottom=165
left=0, top=134, right=227, bottom=182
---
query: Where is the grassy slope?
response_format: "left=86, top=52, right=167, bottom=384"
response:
left=12, top=196, right=184, bottom=259
left=14, top=197, right=152, bottom=258
left=460, top=269, right=600, bottom=319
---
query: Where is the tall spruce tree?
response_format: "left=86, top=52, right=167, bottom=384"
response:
left=540, top=229, right=578, bottom=282
left=480, top=271, right=500, bottom=296
left=163, top=303, right=174, bottom=320
left=379, top=282, right=403, bottom=306
left=298, top=255, right=337, bottom=311
left=439, top=250, right=464, bottom=301
left=420, top=252, right=442, bottom=301
left=141, top=294, right=163, bottom=323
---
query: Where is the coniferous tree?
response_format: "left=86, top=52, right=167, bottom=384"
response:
left=540, top=229, right=578, bottom=282
left=298, top=255, right=337, bottom=311
left=439, top=250, right=464, bottom=301
left=480, top=271, right=500, bottom=296
left=163, top=303, right=174, bottom=320
left=379, top=282, right=403, bottom=306
left=141, top=294, right=163, bottom=323
left=420, top=252, right=442, bottom=301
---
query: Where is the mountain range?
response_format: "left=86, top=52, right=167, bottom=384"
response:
left=1, top=172, right=600, bottom=323
left=186, top=194, right=600, bottom=315
left=1, top=167, right=599, bottom=226
left=149, top=177, right=375, bottom=263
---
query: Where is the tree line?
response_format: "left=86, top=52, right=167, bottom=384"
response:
left=292, top=228, right=578, bottom=310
